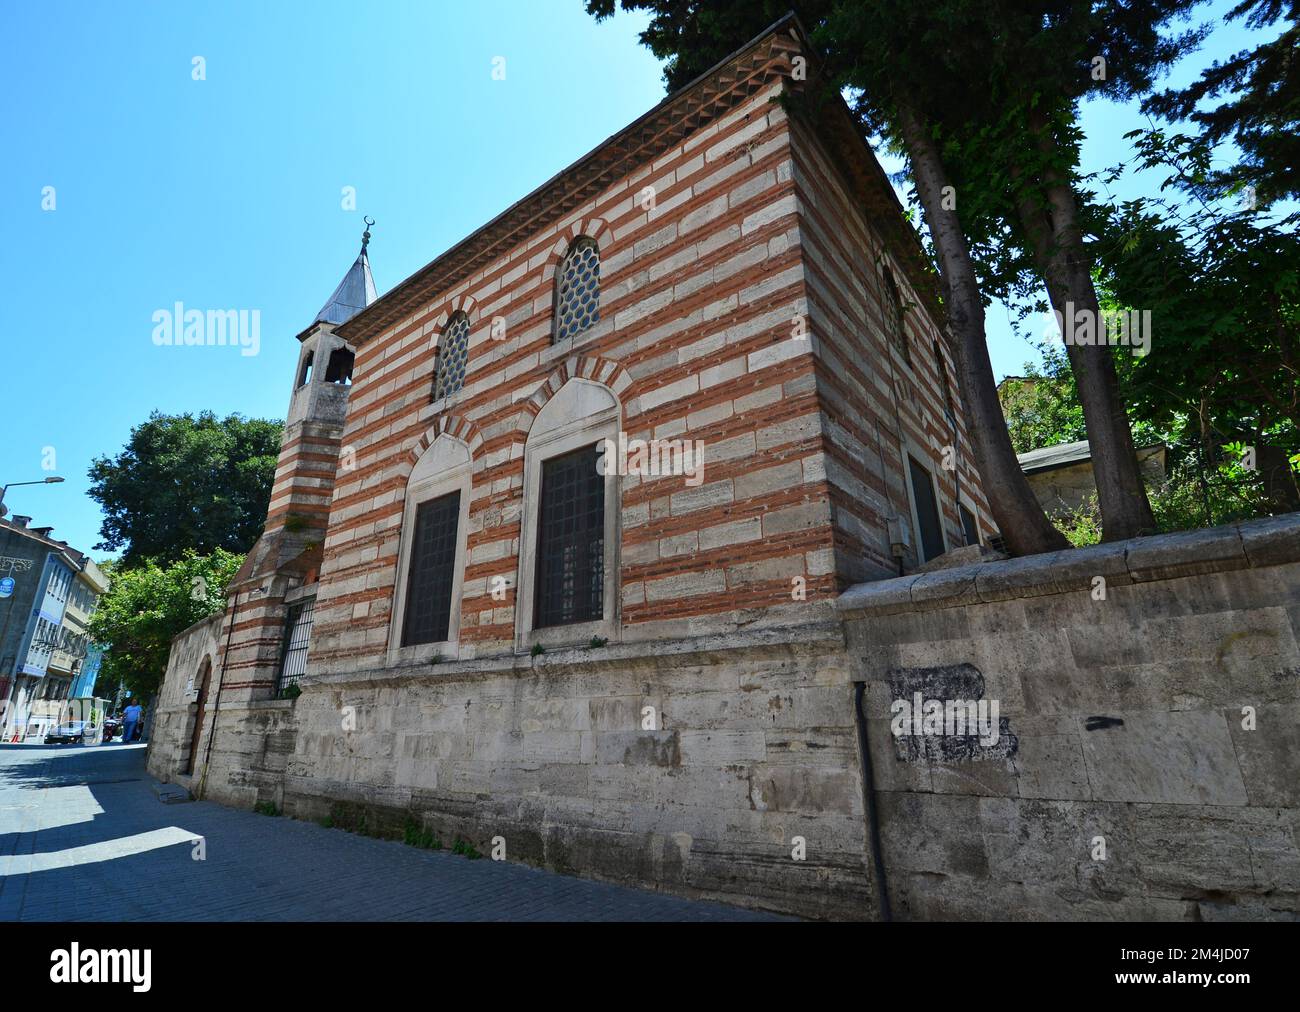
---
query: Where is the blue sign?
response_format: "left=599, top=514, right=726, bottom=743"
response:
left=0, top=577, right=14, bottom=599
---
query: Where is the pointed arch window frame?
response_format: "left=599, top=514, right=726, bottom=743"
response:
left=514, top=378, right=622, bottom=653
left=386, top=434, right=474, bottom=667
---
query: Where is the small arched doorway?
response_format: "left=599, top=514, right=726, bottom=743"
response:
left=184, top=657, right=212, bottom=775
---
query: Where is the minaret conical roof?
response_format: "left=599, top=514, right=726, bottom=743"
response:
left=314, top=222, right=378, bottom=326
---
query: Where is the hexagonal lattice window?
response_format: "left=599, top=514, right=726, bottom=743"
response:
left=554, top=238, right=601, bottom=344
left=433, top=313, right=471, bottom=402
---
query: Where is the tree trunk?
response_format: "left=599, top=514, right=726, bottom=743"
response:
left=896, top=103, right=1068, bottom=556
left=1018, top=109, right=1157, bottom=541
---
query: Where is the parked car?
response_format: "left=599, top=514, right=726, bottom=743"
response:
left=102, top=716, right=121, bottom=742
left=45, top=721, right=91, bottom=745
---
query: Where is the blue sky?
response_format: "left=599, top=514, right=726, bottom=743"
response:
left=0, top=0, right=1278, bottom=557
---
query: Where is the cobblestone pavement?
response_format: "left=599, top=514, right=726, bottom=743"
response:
left=0, top=744, right=783, bottom=921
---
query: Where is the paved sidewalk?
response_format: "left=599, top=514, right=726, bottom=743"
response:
left=0, top=744, right=782, bottom=921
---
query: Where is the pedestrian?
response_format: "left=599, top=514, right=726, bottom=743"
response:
left=121, top=700, right=142, bottom=745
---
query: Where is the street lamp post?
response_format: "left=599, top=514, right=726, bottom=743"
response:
left=0, top=476, right=65, bottom=520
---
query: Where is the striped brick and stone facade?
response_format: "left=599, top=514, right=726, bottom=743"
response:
left=146, top=19, right=1300, bottom=922
left=151, top=18, right=994, bottom=918
left=306, top=28, right=987, bottom=674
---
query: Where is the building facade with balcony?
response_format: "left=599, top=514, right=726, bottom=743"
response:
left=0, top=516, right=108, bottom=740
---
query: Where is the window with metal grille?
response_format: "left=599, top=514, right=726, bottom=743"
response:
left=535, top=445, right=605, bottom=628
left=933, top=337, right=955, bottom=418
left=276, top=599, right=315, bottom=693
left=883, top=267, right=911, bottom=367
left=433, top=313, right=471, bottom=402
left=554, top=238, right=600, bottom=344
left=960, top=503, right=980, bottom=547
left=401, top=491, right=461, bottom=646
left=908, top=454, right=946, bottom=563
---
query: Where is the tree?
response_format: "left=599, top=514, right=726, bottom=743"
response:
left=87, top=550, right=242, bottom=700
left=88, top=411, right=282, bottom=567
left=588, top=0, right=1070, bottom=554
left=1093, top=126, right=1300, bottom=509
left=999, top=349, right=1088, bottom=455
left=1144, top=0, right=1300, bottom=208
left=880, top=1, right=1207, bottom=540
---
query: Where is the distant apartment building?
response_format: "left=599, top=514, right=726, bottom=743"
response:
left=0, top=515, right=110, bottom=740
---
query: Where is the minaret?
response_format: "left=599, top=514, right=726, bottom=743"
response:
left=270, top=219, right=376, bottom=535
left=211, top=223, right=377, bottom=708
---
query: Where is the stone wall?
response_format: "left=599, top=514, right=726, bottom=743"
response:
left=838, top=514, right=1300, bottom=920
left=151, top=516, right=1300, bottom=920
left=146, top=614, right=222, bottom=784
left=250, top=611, right=877, bottom=920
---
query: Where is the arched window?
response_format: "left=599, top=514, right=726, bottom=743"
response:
left=516, top=378, right=620, bottom=651
left=433, top=313, right=471, bottom=402
left=882, top=266, right=911, bottom=367
left=554, top=237, right=601, bottom=344
left=388, top=435, right=472, bottom=664
left=933, top=337, right=954, bottom=418
left=298, top=351, right=314, bottom=387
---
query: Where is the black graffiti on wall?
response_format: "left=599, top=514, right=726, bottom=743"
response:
left=879, top=662, right=1019, bottom=763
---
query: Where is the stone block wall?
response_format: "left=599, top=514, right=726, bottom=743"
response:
left=151, top=516, right=1300, bottom=920
left=269, top=615, right=878, bottom=920
left=146, top=614, right=221, bottom=783
left=838, top=514, right=1300, bottom=920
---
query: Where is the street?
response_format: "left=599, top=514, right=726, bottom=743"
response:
left=0, top=743, right=781, bottom=921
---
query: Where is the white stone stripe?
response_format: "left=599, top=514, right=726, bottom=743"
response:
left=0, top=827, right=198, bottom=876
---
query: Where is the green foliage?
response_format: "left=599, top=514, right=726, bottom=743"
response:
left=1095, top=131, right=1299, bottom=459
left=1053, top=449, right=1278, bottom=547
left=253, top=801, right=280, bottom=817
left=451, top=837, right=482, bottom=860
left=998, top=349, right=1087, bottom=455
left=1143, top=0, right=1300, bottom=207
left=278, top=683, right=302, bottom=700
left=587, top=636, right=608, bottom=649
left=999, top=346, right=1166, bottom=455
left=87, top=549, right=242, bottom=700
left=1148, top=452, right=1273, bottom=531
left=530, top=643, right=545, bottom=657
left=585, top=0, right=807, bottom=92
left=88, top=410, right=282, bottom=566
left=1054, top=495, right=1105, bottom=548
left=403, top=818, right=443, bottom=851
